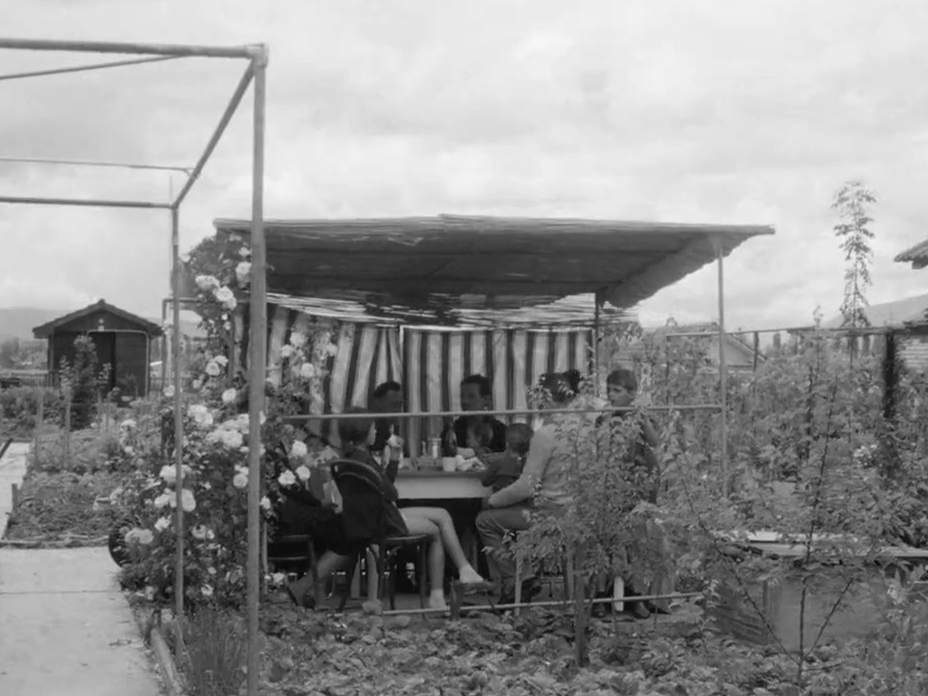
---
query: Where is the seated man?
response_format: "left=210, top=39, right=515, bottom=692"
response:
left=475, top=372, right=578, bottom=605
left=369, top=380, right=407, bottom=456
left=443, top=374, right=507, bottom=455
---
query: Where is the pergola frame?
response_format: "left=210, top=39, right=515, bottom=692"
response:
left=0, top=37, right=269, bottom=696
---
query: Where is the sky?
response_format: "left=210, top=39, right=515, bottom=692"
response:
left=1, top=0, right=927, bottom=330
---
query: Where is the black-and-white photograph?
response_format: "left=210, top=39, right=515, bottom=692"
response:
left=2, top=2, right=928, bottom=694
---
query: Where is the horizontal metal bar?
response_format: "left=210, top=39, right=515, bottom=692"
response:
left=0, top=37, right=257, bottom=59
left=381, top=591, right=703, bottom=616
left=0, top=155, right=191, bottom=174
left=0, top=194, right=172, bottom=209
left=0, top=55, right=181, bottom=82
left=172, top=61, right=255, bottom=208
left=283, top=403, right=724, bottom=422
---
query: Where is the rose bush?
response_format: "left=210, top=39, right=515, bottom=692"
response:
left=117, top=231, right=342, bottom=609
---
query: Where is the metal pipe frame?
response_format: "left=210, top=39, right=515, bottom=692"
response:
left=244, top=47, right=268, bottom=696
left=0, top=194, right=173, bottom=209
left=0, top=155, right=191, bottom=174
left=0, top=37, right=269, bottom=696
left=172, top=62, right=255, bottom=208
left=0, top=36, right=259, bottom=59
left=0, top=54, right=182, bottom=82
left=715, top=241, right=729, bottom=498
left=282, top=403, right=725, bottom=422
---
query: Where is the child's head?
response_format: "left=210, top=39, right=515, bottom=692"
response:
left=471, top=421, right=494, bottom=449
left=339, top=406, right=375, bottom=446
left=606, top=369, right=638, bottom=408
left=505, top=423, right=533, bottom=457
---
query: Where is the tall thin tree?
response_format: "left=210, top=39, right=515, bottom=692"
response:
left=832, top=180, right=876, bottom=328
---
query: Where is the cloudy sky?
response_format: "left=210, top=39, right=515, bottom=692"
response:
left=2, top=0, right=927, bottom=330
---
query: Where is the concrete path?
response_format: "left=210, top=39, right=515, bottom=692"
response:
left=0, top=442, right=28, bottom=537
left=1, top=442, right=165, bottom=696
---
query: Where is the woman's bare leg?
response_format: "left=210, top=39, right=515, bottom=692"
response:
left=402, top=506, right=487, bottom=583
left=402, top=513, right=446, bottom=605
left=288, top=550, right=347, bottom=605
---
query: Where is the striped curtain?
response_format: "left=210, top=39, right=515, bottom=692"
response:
left=403, top=327, right=593, bottom=452
left=238, top=304, right=402, bottom=447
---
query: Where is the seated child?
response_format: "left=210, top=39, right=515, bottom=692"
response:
left=479, top=423, right=533, bottom=492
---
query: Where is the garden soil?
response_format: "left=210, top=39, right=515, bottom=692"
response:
left=0, top=546, right=164, bottom=696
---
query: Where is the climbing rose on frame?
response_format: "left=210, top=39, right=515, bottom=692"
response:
left=278, top=470, right=297, bottom=487
left=221, top=388, right=237, bottom=405
left=300, top=363, right=316, bottom=379
left=235, top=261, right=251, bottom=285
left=296, top=465, right=311, bottom=481
left=289, top=332, right=307, bottom=348
left=233, top=471, right=248, bottom=489
left=195, top=274, right=220, bottom=291
left=214, top=286, right=237, bottom=310
left=290, top=440, right=308, bottom=459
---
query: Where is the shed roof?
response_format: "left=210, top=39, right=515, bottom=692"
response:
left=214, top=215, right=773, bottom=321
left=32, top=299, right=163, bottom=339
left=895, top=238, right=928, bottom=270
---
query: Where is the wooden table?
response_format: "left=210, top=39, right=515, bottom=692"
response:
left=395, top=470, right=490, bottom=501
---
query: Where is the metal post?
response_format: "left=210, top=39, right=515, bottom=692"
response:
left=245, top=46, right=268, bottom=696
left=593, top=292, right=602, bottom=394
left=715, top=240, right=729, bottom=497
left=170, top=206, right=186, bottom=638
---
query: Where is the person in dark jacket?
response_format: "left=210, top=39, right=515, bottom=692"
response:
left=339, top=408, right=489, bottom=609
left=443, top=374, right=507, bottom=455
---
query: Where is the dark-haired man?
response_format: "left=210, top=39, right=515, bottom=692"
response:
left=444, top=374, right=507, bottom=454
left=370, top=380, right=405, bottom=454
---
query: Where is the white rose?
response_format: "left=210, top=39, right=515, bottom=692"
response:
left=260, top=496, right=271, bottom=511
left=290, top=440, right=308, bottom=459
left=153, top=492, right=172, bottom=509
left=299, top=363, right=316, bottom=379
left=154, top=516, right=171, bottom=532
left=221, top=388, right=237, bottom=404
left=180, top=489, right=196, bottom=512
left=280, top=345, right=294, bottom=359
left=205, top=361, right=221, bottom=377
left=289, top=332, right=307, bottom=348
left=163, top=385, right=175, bottom=398
left=295, top=465, right=311, bottom=481
left=137, top=529, right=154, bottom=545
left=326, top=343, right=339, bottom=356
left=278, top=470, right=297, bottom=487
left=201, top=585, right=214, bottom=598
left=222, top=430, right=243, bottom=449
left=195, top=275, right=220, bottom=291
left=214, top=355, right=229, bottom=367
left=191, top=525, right=209, bottom=540
left=235, top=261, right=251, bottom=285
left=233, top=472, right=248, bottom=489
left=159, top=465, right=177, bottom=484
left=120, top=418, right=137, bottom=430
left=238, top=246, right=251, bottom=258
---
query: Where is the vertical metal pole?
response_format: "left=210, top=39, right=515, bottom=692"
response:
left=171, top=207, right=186, bottom=636
left=245, top=47, right=268, bottom=696
left=593, top=292, right=602, bottom=394
left=715, top=240, right=729, bottom=497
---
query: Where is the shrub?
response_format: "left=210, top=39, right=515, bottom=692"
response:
left=0, top=386, right=63, bottom=438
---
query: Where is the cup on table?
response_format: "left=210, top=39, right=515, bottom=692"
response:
left=441, top=457, right=457, bottom=473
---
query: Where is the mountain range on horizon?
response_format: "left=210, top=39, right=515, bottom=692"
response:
left=0, top=306, right=202, bottom=342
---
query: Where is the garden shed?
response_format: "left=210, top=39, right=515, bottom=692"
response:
left=32, top=299, right=163, bottom=397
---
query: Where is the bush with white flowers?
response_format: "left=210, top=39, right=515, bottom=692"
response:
left=116, top=229, right=343, bottom=609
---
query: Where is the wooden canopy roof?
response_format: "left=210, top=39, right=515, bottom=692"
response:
left=214, top=215, right=773, bottom=324
left=896, top=238, right=928, bottom=270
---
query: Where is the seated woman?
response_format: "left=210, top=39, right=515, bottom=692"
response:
left=271, top=441, right=353, bottom=609
left=339, top=407, right=489, bottom=609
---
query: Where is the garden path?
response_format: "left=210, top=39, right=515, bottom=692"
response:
left=0, top=441, right=28, bottom=537
left=0, top=546, right=164, bottom=696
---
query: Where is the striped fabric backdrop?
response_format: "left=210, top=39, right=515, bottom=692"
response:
left=239, top=304, right=402, bottom=447
left=239, top=305, right=592, bottom=451
left=403, top=327, right=593, bottom=451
